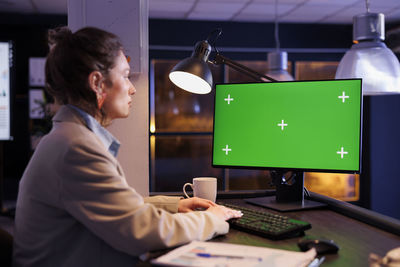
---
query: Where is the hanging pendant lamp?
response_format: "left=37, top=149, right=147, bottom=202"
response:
left=335, top=1, right=400, bottom=95
left=266, top=0, right=294, bottom=81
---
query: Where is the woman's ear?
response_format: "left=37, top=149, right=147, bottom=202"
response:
left=88, top=71, right=104, bottom=94
left=88, top=71, right=107, bottom=109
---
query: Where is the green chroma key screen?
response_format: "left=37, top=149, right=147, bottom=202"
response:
left=212, top=79, right=362, bottom=173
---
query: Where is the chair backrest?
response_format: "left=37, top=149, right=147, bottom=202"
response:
left=0, top=227, right=13, bottom=267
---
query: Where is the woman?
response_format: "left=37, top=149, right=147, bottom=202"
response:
left=13, top=26, right=241, bottom=267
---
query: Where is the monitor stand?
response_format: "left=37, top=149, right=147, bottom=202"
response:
left=245, top=171, right=326, bottom=212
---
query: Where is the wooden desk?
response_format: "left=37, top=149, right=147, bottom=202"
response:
left=212, top=198, right=400, bottom=267
left=141, top=196, right=400, bottom=267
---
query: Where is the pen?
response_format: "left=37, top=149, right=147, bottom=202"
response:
left=196, top=253, right=262, bottom=261
left=308, top=256, right=325, bottom=267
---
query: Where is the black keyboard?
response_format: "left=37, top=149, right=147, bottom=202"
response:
left=219, top=202, right=312, bottom=240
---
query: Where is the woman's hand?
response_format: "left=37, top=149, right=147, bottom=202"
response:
left=178, top=197, right=243, bottom=221
left=178, top=197, right=217, bottom=212
left=206, top=205, right=243, bottom=221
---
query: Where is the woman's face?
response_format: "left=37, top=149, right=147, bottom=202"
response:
left=102, top=51, right=136, bottom=121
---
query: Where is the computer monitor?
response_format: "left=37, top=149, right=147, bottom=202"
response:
left=0, top=41, right=13, bottom=141
left=212, top=79, right=362, bottom=211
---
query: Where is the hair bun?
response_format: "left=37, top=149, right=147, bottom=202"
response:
left=48, top=26, right=74, bottom=49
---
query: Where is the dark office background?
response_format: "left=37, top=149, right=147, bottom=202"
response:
left=0, top=13, right=399, bottom=220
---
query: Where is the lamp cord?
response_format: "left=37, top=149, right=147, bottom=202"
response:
left=304, top=187, right=310, bottom=198
left=274, top=0, right=280, bottom=51
left=365, top=0, right=370, bottom=13
left=206, top=28, right=222, bottom=54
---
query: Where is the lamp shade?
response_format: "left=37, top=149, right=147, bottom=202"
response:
left=335, top=12, right=400, bottom=95
left=169, top=40, right=213, bottom=94
left=266, top=69, right=294, bottom=81
left=169, top=57, right=212, bottom=94
left=169, top=37, right=277, bottom=94
left=335, top=41, right=400, bottom=95
left=266, top=51, right=294, bottom=81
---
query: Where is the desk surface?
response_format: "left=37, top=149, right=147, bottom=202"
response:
left=143, top=198, right=400, bottom=267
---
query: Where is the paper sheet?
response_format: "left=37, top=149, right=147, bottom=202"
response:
left=152, top=241, right=316, bottom=267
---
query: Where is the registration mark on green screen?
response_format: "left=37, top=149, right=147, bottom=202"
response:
left=212, top=79, right=362, bottom=172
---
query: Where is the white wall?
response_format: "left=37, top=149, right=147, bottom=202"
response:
left=68, top=0, right=149, bottom=196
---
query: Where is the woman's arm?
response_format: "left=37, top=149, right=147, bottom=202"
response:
left=59, top=138, right=229, bottom=256
left=143, top=195, right=181, bottom=213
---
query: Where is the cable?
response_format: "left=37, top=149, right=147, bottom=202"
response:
left=274, top=0, right=280, bottom=51
left=206, top=28, right=222, bottom=54
left=303, top=187, right=310, bottom=197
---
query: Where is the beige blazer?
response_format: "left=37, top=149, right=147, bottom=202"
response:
left=13, top=105, right=228, bottom=267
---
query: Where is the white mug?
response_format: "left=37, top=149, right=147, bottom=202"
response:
left=183, top=177, right=217, bottom=202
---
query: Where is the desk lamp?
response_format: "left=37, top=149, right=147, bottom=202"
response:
left=335, top=0, right=400, bottom=95
left=169, top=29, right=277, bottom=94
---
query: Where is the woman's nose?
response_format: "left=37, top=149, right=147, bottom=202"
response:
left=129, top=82, right=136, bottom=95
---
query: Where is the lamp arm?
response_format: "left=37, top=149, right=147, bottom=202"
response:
left=212, top=53, right=278, bottom=82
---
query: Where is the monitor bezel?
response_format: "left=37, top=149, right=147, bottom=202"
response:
left=211, top=78, right=363, bottom=174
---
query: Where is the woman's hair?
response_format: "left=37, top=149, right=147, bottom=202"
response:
left=45, top=26, right=122, bottom=118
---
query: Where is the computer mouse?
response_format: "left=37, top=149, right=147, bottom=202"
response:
left=298, top=238, right=339, bottom=255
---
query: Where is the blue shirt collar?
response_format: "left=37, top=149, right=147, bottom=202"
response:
left=67, top=104, right=120, bottom=157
